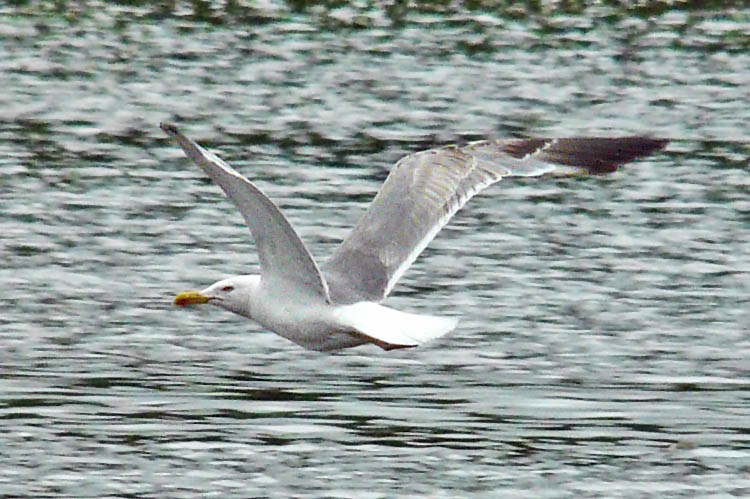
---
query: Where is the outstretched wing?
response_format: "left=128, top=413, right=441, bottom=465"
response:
left=324, top=137, right=668, bottom=303
left=162, top=123, right=330, bottom=301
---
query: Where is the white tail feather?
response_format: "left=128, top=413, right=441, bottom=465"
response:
left=334, top=302, right=458, bottom=348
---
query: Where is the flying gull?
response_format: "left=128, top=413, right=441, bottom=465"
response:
left=162, top=123, right=667, bottom=351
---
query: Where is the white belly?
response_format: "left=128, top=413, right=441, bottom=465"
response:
left=250, top=282, right=367, bottom=351
left=247, top=280, right=457, bottom=352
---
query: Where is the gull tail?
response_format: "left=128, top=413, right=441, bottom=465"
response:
left=334, top=302, right=459, bottom=351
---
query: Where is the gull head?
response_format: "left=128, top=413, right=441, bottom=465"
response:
left=174, top=274, right=260, bottom=318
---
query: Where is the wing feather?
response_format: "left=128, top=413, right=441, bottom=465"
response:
left=162, top=123, right=330, bottom=301
left=324, top=137, right=667, bottom=303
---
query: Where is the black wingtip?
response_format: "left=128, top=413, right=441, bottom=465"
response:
left=633, top=137, right=670, bottom=155
left=538, top=136, right=669, bottom=174
left=160, top=122, right=179, bottom=136
left=652, top=138, right=670, bottom=150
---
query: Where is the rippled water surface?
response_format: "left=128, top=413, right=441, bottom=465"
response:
left=1, top=2, right=749, bottom=497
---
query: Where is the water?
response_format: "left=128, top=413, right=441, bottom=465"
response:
left=1, top=2, right=749, bottom=497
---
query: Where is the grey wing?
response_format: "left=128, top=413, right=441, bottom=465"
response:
left=324, top=136, right=668, bottom=303
left=162, top=123, right=330, bottom=301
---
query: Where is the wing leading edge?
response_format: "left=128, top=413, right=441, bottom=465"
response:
left=161, top=123, right=330, bottom=301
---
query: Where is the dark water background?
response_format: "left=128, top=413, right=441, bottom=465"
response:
left=1, top=2, right=749, bottom=497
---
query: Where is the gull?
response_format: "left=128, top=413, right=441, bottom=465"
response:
left=162, top=122, right=667, bottom=352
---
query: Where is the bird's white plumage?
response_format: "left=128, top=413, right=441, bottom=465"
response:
left=163, top=123, right=666, bottom=351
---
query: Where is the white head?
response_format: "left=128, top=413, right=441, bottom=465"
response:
left=174, top=274, right=261, bottom=318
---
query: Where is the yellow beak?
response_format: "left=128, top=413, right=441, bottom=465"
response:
left=174, top=290, right=211, bottom=306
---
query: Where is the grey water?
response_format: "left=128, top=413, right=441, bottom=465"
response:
left=1, top=2, right=749, bottom=497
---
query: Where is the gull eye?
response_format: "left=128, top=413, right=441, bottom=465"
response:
left=221, top=285, right=234, bottom=292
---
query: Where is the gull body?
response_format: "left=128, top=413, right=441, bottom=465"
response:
left=162, top=123, right=667, bottom=352
left=182, top=273, right=456, bottom=351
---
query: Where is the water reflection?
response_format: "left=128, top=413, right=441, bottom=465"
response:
left=2, top=2, right=749, bottom=497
